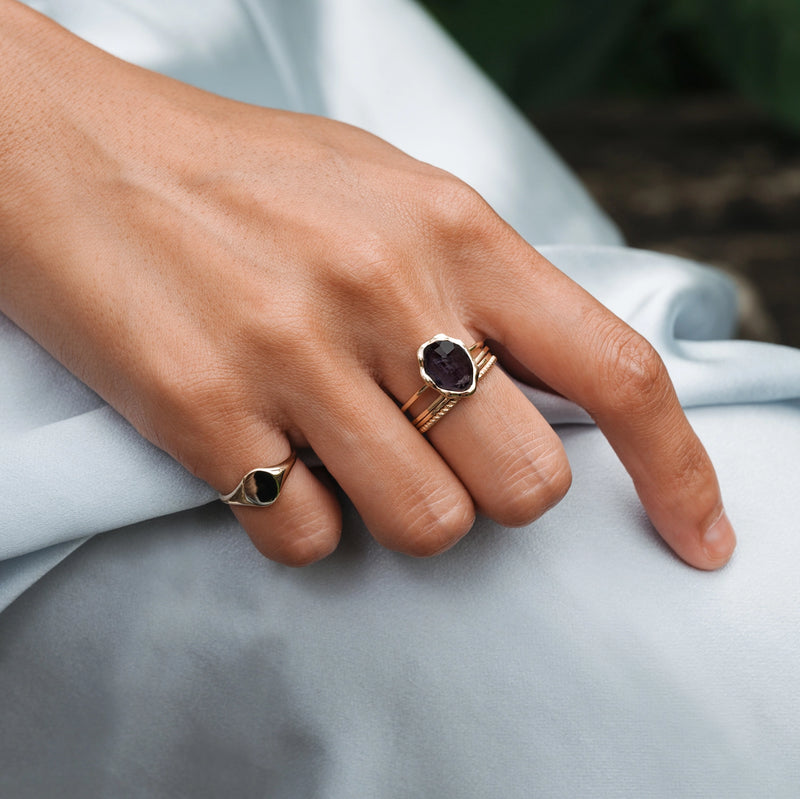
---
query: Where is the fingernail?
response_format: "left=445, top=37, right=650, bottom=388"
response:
left=702, top=509, right=737, bottom=562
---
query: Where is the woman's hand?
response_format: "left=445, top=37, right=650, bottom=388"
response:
left=0, top=0, right=735, bottom=568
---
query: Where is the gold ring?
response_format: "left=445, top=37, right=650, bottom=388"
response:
left=219, top=451, right=297, bottom=507
left=401, top=335, right=497, bottom=434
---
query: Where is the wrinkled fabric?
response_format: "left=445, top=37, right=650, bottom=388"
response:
left=1, top=1, right=800, bottom=796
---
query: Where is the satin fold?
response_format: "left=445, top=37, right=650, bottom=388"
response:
left=3, top=245, right=800, bottom=582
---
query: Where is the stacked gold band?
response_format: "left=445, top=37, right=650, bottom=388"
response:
left=401, top=339, right=496, bottom=434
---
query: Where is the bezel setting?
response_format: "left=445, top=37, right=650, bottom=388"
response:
left=417, top=334, right=478, bottom=398
left=239, top=468, right=286, bottom=506
left=219, top=452, right=297, bottom=507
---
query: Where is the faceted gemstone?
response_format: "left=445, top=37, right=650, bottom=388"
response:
left=254, top=470, right=279, bottom=504
left=422, top=339, right=475, bottom=393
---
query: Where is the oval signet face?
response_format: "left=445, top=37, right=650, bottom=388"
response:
left=421, top=338, right=475, bottom=393
left=253, top=470, right=280, bottom=504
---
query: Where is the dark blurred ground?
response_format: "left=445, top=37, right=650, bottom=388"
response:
left=532, top=96, right=800, bottom=347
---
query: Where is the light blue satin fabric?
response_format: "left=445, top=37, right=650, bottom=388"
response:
left=2, top=1, right=800, bottom=796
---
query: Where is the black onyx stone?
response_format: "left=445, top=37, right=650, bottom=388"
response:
left=422, top=339, right=474, bottom=392
left=254, top=470, right=279, bottom=504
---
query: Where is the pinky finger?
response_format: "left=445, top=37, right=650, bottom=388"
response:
left=213, top=438, right=342, bottom=566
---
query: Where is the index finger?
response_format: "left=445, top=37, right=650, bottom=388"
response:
left=474, top=247, right=736, bottom=570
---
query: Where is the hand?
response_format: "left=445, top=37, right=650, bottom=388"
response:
left=0, top=0, right=735, bottom=568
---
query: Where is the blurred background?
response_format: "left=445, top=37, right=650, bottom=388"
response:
left=421, top=0, right=800, bottom=346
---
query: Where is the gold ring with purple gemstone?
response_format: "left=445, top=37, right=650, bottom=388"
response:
left=401, top=335, right=497, bottom=433
left=219, top=451, right=297, bottom=507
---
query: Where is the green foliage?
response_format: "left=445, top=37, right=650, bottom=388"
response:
left=420, top=0, right=800, bottom=129
left=421, top=0, right=639, bottom=100
left=667, top=0, right=800, bottom=127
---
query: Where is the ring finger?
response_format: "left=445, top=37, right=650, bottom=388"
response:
left=381, top=326, right=572, bottom=529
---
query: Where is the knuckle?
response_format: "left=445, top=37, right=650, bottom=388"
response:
left=537, top=454, right=573, bottom=513
left=264, top=524, right=339, bottom=567
left=171, top=369, right=231, bottom=421
left=320, top=233, right=424, bottom=330
left=493, top=443, right=572, bottom=527
left=237, top=299, right=321, bottom=369
left=275, top=536, right=333, bottom=567
left=392, top=484, right=474, bottom=557
left=330, top=232, right=405, bottom=295
left=665, top=435, right=716, bottom=497
left=319, top=235, right=438, bottom=346
left=423, top=173, right=496, bottom=242
left=596, top=322, right=670, bottom=413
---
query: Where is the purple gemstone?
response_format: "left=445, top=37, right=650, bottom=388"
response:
left=422, top=339, right=475, bottom=393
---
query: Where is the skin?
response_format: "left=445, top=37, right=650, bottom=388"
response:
left=0, top=0, right=736, bottom=568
